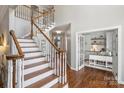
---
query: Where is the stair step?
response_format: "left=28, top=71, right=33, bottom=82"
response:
left=25, top=75, right=58, bottom=88
left=24, top=68, right=54, bottom=87
left=24, top=61, right=48, bottom=69
left=24, top=67, right=53, bottom=81
left=18, top=39, right=34, bottom=43
left=24, top=55, right=45, bottom=60
left=24, top=69, right=53, bottom=87
left=24, top=57, right=46, bottom=66
left=22, top=47, right=40, bottom=53
left=24, top=62, right=49, bottom=75
left=21, top=46, right=39, bottom=48
left=24, top=52, right=43, bottom=60
left=24, top=51, right=42, bottom=53
left=19, top=43, right=37, bottom=47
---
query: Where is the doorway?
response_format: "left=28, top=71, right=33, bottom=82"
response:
left=76, top=26, right=122, bottom=84
left=52, top=30, right=67, bottom=50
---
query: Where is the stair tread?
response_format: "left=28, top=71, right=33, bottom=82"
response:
left=24, top=61, right=48, bottom=69
left=25, top=75, right=58, bottom=88
left=19, top=41, right=35, bottom=43
left=24, top=55, right=45, bottom=60
left=24, top=67, right=53, bottom=81
left=51, top=82, right=67, bottom=88
left=24, top=51, right=42, bottom=53
left=18, top=39, right=34, bottom=43
left=21, top=46, right=38, bottom=48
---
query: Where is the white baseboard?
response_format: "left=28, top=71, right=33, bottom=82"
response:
left=118, top=81, right=124, bottom=85
left=22, top=32, right=30, bottom=38
left=79, top=65, right=84, bottom=70
left=112, top=71, right=118, bottom=81
left=67, top=63, right=78, bottom=71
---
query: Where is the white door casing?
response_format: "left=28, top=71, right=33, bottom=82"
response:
left=76, top=25, right=122, bottom=84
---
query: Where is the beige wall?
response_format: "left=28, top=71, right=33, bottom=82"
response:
left=55, top=5, right=124, bottom=81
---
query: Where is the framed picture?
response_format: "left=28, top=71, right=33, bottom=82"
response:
left=0, top=33, right=4, bottom=46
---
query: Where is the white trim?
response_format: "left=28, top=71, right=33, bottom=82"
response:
left=24, top=57, right=46, bottom=66
left=67, top=63, right=78, bottom=71
left=79, top=65, right=84, bottom=70
left=76, top=25, right=121, bottom=34
left=117, top=26, right=122, bottom=84
left=76, top=25, right=122, bottom=84
left=118, top=81, right=124, bottom=85
left=112, top=71, right=118, bottom=81
left=22, top=32, right=31, bottom=38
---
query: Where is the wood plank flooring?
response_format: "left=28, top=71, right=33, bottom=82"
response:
left=0, top=80, right=3, bottom=88
left=67, top=66, right=124, bottom=88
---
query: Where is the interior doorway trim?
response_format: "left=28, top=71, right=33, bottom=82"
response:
left=76, top=25, right=122, bottom=84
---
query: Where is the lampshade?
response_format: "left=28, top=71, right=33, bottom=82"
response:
left=0, top=45, right=9, bottom=55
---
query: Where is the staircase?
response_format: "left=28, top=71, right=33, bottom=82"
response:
left=17, top=38, right=68, bottom=88
left=6, top=5, right=67, bottom=88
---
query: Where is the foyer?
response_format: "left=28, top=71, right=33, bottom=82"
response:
left=0, top=5, right=124, bottom=88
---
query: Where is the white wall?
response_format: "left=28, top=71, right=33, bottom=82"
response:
left=14, top=17, right=31, bottom=38
left=50, top=24, right=71, bottom=66
left=9, top=7, right=31, bottom=38
left=55, top=5, right=124, bottom=81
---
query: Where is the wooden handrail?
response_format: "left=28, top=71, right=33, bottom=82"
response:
left=33, top=8, right=55, bottom=20
left=32, top=20, right=64, bottom=53
left=6, top=30, right=24, bottom=60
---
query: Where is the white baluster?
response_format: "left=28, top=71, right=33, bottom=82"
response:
left=16, top=59, right=21, bottom=88
left=7, top=60, right=13, bottom=88
left=21, top=58, right=24, bottom=88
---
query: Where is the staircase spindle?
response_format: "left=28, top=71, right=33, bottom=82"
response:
left=12, top=59, right=16, bottom=88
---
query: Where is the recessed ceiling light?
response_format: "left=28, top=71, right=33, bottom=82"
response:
left=56, top=30, right=62, bottom=34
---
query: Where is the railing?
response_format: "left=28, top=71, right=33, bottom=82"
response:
left=15, top=5, right=31, bottom=21
left=13, top=5, right=67, bottom=85
left=15, top=5, right=55, bottom=38
left=6, top=30, right=24, bottom=88
left=31, top=6, right=67, bottom=84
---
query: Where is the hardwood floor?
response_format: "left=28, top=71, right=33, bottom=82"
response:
left=67, top=66, right=124, bottom=88
left=0, top=80, right=3, bottom=88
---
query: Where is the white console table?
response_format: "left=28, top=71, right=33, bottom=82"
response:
left=86, top=55, right=112, bottom=71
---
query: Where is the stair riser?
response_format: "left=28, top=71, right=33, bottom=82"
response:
left=19, top=43, right=36, bottom=47
left=24, top=52, right=42, bottom=58
left=24, top=57, right=46, bottom=66
left=41, top=78, right=59, bottom=88
left=24, top=63, right=49, bottom=75
left=22, top=48, right=40, bottom=52
left=24, top=70, right=54, bottom=87
left=18, top=39, right=34, bottom=43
